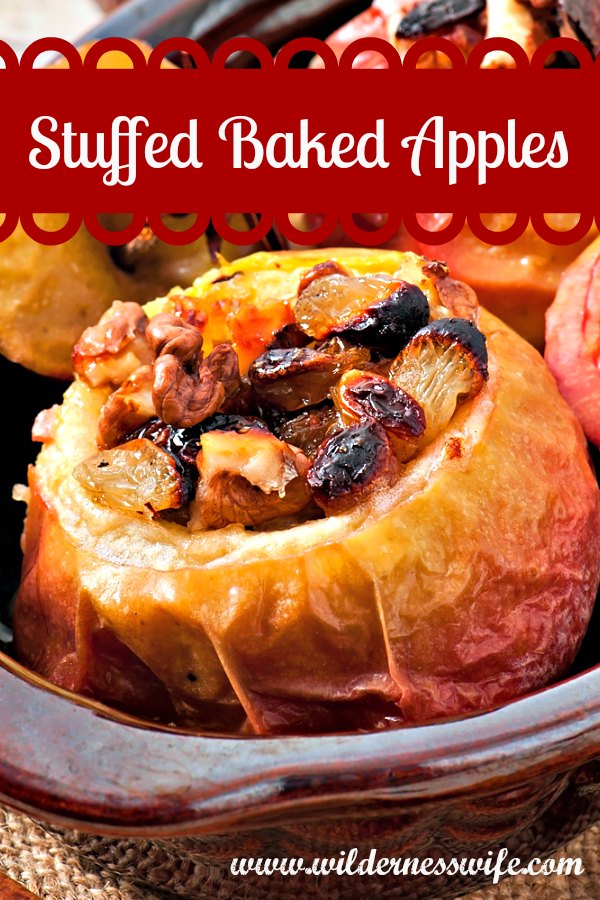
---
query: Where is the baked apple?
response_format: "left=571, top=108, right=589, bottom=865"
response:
left=545, top=236, right=600, bottom=447
left=14, top=249, right=600, bottom=735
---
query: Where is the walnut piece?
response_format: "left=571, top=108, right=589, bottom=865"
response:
left=203, top=343, right=241, bottom=400
left=190, top=430, right=311, bottom=530
left=73, top=301, right=152, bottom=387
left=153, top=355, right=225, bottom=428
left=145, top=312, right=204, bottom=364
left=97, top=365, right=155, bottom=449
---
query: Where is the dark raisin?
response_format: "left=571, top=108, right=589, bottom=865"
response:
left=307, top=422, right=398, bottom=513
left=336, top=373, right=425, bottom=439
left=338, top=283, right=430, bottom=354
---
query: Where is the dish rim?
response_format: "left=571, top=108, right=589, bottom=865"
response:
left=1, top=651, right=600, bottom=837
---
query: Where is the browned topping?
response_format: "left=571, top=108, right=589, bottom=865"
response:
left=190, top=430, right=311, bottom=530
left=308, top=421, right=398, bottom=514
left=32, top=405, right=59, bottom=444
left=152, top=355, right=225, bottom=429
left=97, top=365, right=155, bottom=449
left=145, top=313, right=204, bottom=364
left=73, top=301, right=152, bottom=388
left=297, top=259, right=350, bottom=296
left=396, top=0, right=485, bottom=38
left=392, top=319, right=488, bottom=386
left=249, top=340, right=369, bottom=412
left=333, top=370, right=426, bottom=441
left=422, top=259, right=449, bottom=278
left=74, top=438, right=189, bottom=515
left=76, top=263, right=485, bottom=531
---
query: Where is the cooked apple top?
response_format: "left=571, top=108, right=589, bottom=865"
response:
left=70, top=256, right=488, bottom=530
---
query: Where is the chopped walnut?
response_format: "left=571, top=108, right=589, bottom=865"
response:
left=73, top=301, right=152, bottom=388
left=97, top=365, right=155, bottom=449
left=190, top=430, right=311, bottom=530
left=203, top=343, right=241, bottom=400
left=145, top=313, right=204, bottom=364
left=153, top=354, right=225, bottom=428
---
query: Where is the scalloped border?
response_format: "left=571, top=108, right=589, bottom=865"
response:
left=2, top=35, right=596, bottom=248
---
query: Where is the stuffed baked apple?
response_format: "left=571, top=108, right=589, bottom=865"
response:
left=14, top=249, right=600, bottom=734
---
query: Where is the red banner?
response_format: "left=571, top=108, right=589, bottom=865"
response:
left=0, top=35, right=598, bottom=246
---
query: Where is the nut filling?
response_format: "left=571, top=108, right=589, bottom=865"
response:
left=73, top=261, right=489, bottom=529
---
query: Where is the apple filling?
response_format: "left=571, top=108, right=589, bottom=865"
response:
left=71, top=261, right=489, bottom=529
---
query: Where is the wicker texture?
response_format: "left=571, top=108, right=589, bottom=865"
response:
left=0, top=807, right=597, bottom=899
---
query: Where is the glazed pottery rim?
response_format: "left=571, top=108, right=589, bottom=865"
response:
left=2, top=649, right=600, bottom=837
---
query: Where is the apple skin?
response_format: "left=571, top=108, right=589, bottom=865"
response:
left=545, top=236, right=600, bottom=448
left=13, top=250, right=600, bottom=735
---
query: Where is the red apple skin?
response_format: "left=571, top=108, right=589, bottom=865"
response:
left=545, top=236, right=600, bottom=448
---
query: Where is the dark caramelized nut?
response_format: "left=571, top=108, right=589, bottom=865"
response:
left=249, top=342, right=368, bottom=412
left=337, top=283, right=430, bottom=353
left=298, top=259, right=350, bottom=295
left=153, top=354, right=225, bottom=428
left=396, top=0, right=485, bottom=38
left=203, top=342, right=241, bottom=400
left=307, top=422, right=398, bottom=514
left=334, top=370, right=425, bottom=441
left=145, top=313, right=204, bottom=364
